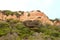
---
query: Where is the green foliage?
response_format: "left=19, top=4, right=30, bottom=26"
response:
left=2, top=10, right=13, bottom=16
left=13, top=12, right=21, bottom=17
left=0, top=19, right=60, bottom=40
left=38, top=25, right=60, bottom=38
left=54, top=18, right=60, bottom=21
left=15, top=22, right=34, bottom=38
left=0, top=21, right=10, bottom=36
left=18, top=11, right=24, bottom=15
left=0, top=10, right=60, bottom=40
left=50, top=18, right=60, bottom=22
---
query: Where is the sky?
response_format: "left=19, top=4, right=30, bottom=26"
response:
left=0, top=0, right=60, bottom=19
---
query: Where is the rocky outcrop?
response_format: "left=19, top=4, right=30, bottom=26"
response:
left=0, top=10, right=53, bottom=25
left=20, top=10, right=53, bottom=25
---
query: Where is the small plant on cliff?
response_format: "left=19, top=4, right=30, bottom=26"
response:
left=2, top=10, right=13, bottom=16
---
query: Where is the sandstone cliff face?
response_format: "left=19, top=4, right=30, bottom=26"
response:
left=20, top=10, right=53, bottom=25
left=0, top=13, right=17, bottom=20
left=0, top=10, right=53, bottom=25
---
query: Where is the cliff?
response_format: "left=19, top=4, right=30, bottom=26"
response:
left=0, top=10, right=53, bottom=25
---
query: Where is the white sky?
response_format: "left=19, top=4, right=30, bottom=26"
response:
left=0, top=0, right=60, bottom=19
left=0, top=0, right=53, bottom=11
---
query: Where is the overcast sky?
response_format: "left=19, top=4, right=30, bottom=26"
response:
left=0, top=0, right=60, bottom=19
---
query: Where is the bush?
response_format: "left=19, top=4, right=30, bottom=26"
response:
left=15, top=22, right=34, bottom=39
left=2, top=10, right=12, bottom=16
left=0, top=21, right=10, bottom=36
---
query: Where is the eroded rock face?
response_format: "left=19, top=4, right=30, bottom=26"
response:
left=20, top=10, right=53, bottom=25
left=0, top=10, right=53, bottom=25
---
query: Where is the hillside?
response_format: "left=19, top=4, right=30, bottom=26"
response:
left=0, top=10, right=60, bottom=40
left=0, top=10, right=53, bottom=25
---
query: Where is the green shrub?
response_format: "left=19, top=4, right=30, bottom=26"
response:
left=15, top=22, right=34, bottom=38
left=0, top=21, right=10, bottom=36
left=2, top=10, right=12, bottom=16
